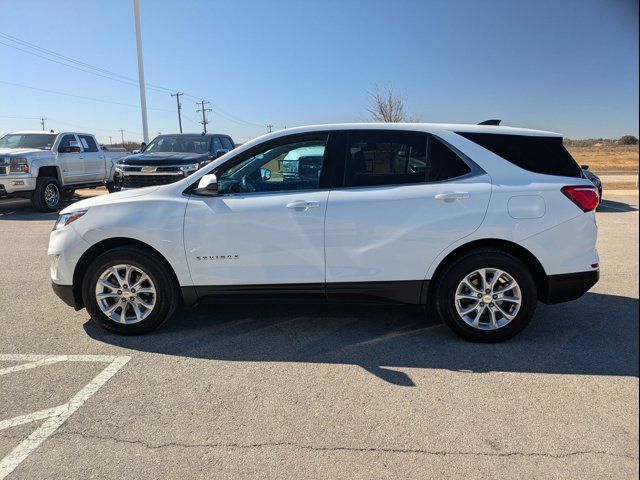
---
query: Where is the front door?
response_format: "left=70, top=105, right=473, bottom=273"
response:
left=184, top=133, right=331, bottom=292
left=324, top=130, right=492, bottom=303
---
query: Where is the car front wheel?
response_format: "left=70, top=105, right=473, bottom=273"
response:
left=31, top=177, right=62, bottom=212
left=435, top=249, right=538, bottom=342
left=82, top=246, right=179, bottom=334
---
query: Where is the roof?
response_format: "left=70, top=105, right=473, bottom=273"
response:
left=9, top=131, right=96, bottom=136
left=152, top=133, right=231, bottom=137
left=273, top=123, right=562, bottom=137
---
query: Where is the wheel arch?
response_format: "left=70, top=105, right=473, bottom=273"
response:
left=72, top=237, right=182, bottom=308
left=36, top=165, right=62, bottom=184
left=426, top=238, right=549, bottom=304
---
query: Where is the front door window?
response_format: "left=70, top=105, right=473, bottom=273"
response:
left=217, top=138, right=327, bottom=194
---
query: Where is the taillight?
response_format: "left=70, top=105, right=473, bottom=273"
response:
left=561, top=185, right=599, bottom=212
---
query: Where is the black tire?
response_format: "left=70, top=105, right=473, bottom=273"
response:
left=31, top=176, right=62, bottom=212
left=63, top=188, right=75, bottom=200
left=106, top=181, right=120, bottom=193
left=82, top=246, right=179, bottom=334
left=434, top=249, right=537, bottom=342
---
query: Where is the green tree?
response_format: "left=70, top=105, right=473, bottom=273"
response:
left=618, top=135, right=638, bottom=145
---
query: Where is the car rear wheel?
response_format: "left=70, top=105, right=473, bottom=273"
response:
left=434, top=249, right=537, bottom=342
left=82, top=246, right=178, bottom=334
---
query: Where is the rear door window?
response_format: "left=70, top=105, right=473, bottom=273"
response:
left=428, top=137, right=472, bottom=181
left=342, top=131, right=472, bottom=187
left=211, top=136, right=223, bottom=153
left=221, top=136, right=234, bottom=150
left=456, top=132, right=582, bottom=178
left=344, top=132, right=427, bottom=187
left=78, top=135, right=99, bottom=152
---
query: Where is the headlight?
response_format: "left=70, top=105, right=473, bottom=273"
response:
left=9, top=157, right=29, bottom=173
left=54, top=210, right=87, bottom=230
left=180, top=164, right=199, bottom=173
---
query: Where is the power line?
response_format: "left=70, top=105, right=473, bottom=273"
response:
left=0, top=31, right=267, bottom=131
left=0, top=80, right=173, bottom=113
left=0, top=32, right=173, bottom=95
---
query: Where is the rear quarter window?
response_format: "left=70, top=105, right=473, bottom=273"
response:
left=456, top=132, right=582, bottom=178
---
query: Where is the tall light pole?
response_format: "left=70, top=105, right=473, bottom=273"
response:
left=133, top=0, right=149, bottom=143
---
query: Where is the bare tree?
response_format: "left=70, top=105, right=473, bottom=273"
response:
left=367, top=85, right=408, bottom=122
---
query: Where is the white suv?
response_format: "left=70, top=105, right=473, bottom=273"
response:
left=48, top=123, right=600, bottom=341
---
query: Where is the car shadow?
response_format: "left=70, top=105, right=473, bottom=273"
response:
left=0, top=193, right=100, bottom=221
left=85, top=292, right=639, bottom=386
left=597, top=198, right=639, bottom=213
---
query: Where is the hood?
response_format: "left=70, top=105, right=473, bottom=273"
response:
left=119, top=151, right=209, bottom=165
left=60, top=186, right=160, bottom=214
left=0, top=147, right=47, bottom=156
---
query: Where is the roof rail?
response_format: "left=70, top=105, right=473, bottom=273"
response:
left=478, top=119, right=501, bottom=126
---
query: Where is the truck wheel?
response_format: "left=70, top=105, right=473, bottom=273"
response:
left=63, top=188, right=76, bottom=200
left=82, top=246, right=179, bottom=334
left=31, top=177, right=62, bottom=212
left=434, top=249, right=537, bottom=343
left=106, top=181, right=120, bottom=193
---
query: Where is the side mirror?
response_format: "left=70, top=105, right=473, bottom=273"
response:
left=193, top=173, right=218, bottom=196
left=58, top=141, right=82, bottom=154
left=260, top=168, right=271, bottom=181
left=581, top=165, right=589, bottom=170
left=215, top=149, right=229, bottom=158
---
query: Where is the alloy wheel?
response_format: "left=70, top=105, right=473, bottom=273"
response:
left=94, top=264, right=157, bottom=324
left=454, top=268, right=522, bottom=330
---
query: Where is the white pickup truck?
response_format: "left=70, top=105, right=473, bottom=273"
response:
left=0, top=131, right=127, bottom=212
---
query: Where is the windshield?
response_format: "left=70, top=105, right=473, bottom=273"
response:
left=0, top=133, right=57, bottom=150
left=144, top=135, right=211, bottom=154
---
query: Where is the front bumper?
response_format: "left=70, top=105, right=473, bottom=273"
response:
left=52, top=281, right=81, bottom=309
left=0, top=175, right=36, bottom=195
left=543, top=270, right=600, bottom=304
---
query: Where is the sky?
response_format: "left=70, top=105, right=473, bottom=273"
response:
left=0, top=0, right=638, bottom=144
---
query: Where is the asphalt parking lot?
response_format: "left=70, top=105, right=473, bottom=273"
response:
left=0, top=189, right=638, bottom=479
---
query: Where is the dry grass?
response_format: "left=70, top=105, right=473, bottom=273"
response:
left=567, top=144, right=639, bottom=172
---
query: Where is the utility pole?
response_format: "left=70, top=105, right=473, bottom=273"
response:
left=40, top=117, right=46, bottom=131
left=109, top=136, right=113, bottom=145
left=196, top=100, right=212, bottom=133
left=267, top=124, right=273, bottom=133
left=119, top=129, right=125, bottom=147
left=133, top=0, right=149, bottom=143
left=171, top=92, right=183, bottom=133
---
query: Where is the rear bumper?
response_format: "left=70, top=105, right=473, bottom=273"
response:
left=542, top=270, right=599, bottom=304
left=52, top=282, right=82, bottom=309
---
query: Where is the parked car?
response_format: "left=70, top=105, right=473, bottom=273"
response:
left=49, top=122, right=600, bottom=342
left=0, top=131, right=126, bottom=211
left=114, top=133, right=235, bottom=189
left=581, top=165, right=603, bottom=202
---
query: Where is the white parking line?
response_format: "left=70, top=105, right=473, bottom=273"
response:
left=0, top=354, right=130, bottom=479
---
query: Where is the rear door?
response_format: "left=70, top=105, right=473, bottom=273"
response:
left=77, top=135, right=105, bottom=182
left=57, top=134, right=84, bottom=183
left=324, top=130, right=492, bottom=303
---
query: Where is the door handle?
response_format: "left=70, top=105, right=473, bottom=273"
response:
left=434, top=192, right=470, bottom=201
left=286, top=200, right=320, bottom=211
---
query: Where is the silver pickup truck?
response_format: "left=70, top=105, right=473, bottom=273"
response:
left=0, top=131, right=127, bottom=211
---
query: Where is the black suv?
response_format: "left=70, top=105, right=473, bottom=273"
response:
left=114, top=133, right=235, bottom=189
